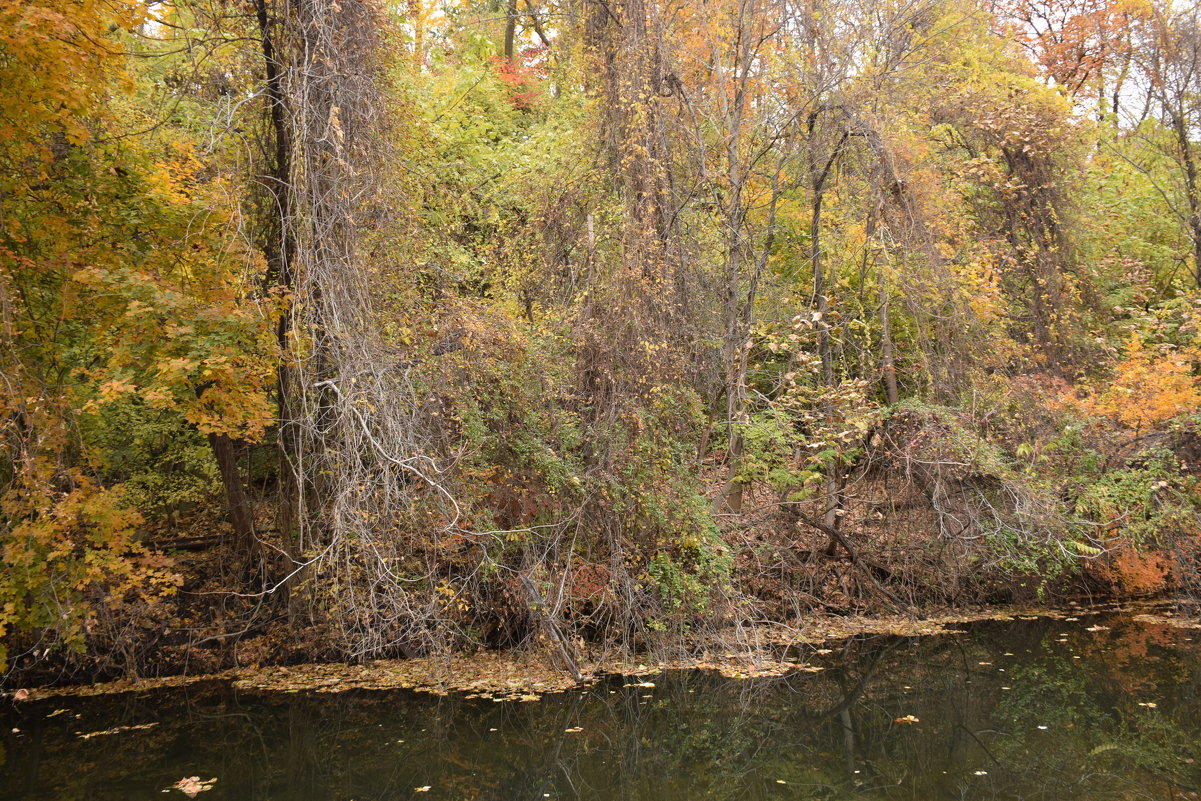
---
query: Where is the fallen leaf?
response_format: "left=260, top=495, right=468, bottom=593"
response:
left=171, top=776, right=217, bottom=797
left=78, top=722, right=160, bottom=739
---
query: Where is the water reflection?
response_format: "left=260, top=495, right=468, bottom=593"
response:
left=3, top=611, right=1200, bottom=800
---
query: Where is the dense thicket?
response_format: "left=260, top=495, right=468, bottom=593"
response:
left=1, top=0, right=1199, bottom=679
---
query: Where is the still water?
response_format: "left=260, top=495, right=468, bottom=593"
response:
left=3, top=608, right=1200, bottom=800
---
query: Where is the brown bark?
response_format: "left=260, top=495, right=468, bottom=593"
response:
left=714, top=3, right=786, bottom=514
left=208, top=433, right=256, bottom=556
left=1169, top=110, right=1201, bottom=289
left=254, top=0, right=303, bottom=612
left=879, top=286, right=899, bottom=406
left=809, top=122, right=850, bottom=551
left=879, top=240, right=899, bottom=406
left=504, top=0, right=518, bottom=61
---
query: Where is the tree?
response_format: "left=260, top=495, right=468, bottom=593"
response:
left=1139, top=3, right=1201, bottom=289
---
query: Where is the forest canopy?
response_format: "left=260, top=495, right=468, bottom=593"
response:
left=1, top=0, right=1199, bottom=679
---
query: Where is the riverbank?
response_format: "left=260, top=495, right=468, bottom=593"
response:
left=12, top=599, right=1194, bottom=702
left=10, top=606, right=1201, bottom=801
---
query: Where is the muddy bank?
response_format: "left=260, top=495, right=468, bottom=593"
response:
left=12, top=599, right=1193, bottom=703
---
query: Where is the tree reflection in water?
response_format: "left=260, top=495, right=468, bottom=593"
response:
left=3, top=611, right=1199, bottom=800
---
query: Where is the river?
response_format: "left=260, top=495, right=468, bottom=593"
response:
left=3, top=607, right=1199, bottom=799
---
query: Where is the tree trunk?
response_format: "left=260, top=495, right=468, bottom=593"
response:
left=254, top=0, right=303, bottom=615
left=713, top=20, right=787, bottom=515
left=1171, top=111, right=1201, bottom=289
left=208, top=433, right=256, bottom=557
left=725, top=437, right=745, bottom=514
left=863, top=202, right=898, bottom=405
left=880, top=260, right=899, bottom=406
left=504, top=0, right=518, bottom=60
left=810, top=126, right=849, bottom=554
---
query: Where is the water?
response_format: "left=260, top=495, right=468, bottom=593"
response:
left=3, top=609, right=1200, bottom=800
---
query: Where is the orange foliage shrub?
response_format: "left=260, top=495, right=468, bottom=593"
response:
left=1086, top=539, right=1172, bottom=597
left=1081, top=335, right=1201, bottom=429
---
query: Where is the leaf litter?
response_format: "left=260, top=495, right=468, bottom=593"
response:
left=13, top=602, right=1173, bottom=702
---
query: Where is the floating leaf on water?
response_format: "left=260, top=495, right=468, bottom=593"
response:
left=171, top=776, right=217, bottom=797
left=1133, top=614, right=1201, bottom=629
left=78, top=722, right=159, bottom=739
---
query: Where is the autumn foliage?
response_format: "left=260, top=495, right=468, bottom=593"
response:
left=1084, top=336, right=1201, bottom=429
left=2, top=0, right=1200, bottom=681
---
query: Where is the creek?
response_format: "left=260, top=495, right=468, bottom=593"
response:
left=3, top=607, right=1199, bottom=800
